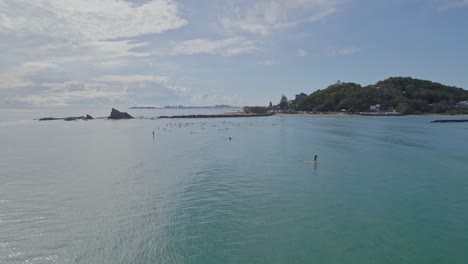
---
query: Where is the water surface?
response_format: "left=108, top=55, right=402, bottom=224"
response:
left=1, top=109, right=467, bottom=263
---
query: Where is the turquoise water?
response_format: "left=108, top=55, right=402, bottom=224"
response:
left=1, top=109, right=468, bottom=263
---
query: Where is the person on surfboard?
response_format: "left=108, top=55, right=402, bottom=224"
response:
left=314, top=155, right=318, bottom=163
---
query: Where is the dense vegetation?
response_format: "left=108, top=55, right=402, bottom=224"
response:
left=295, top=77, right=468, bottom=114
left=244, top=106, right=269, bottom=114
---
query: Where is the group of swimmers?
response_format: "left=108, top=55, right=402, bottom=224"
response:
left=152, top=130, right=318, bottom=163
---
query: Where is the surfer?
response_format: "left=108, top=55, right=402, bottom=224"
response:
left=314, top=155, right=318, bottom=163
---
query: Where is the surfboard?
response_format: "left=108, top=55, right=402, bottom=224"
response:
left=305, top=161, right=319, bottom=164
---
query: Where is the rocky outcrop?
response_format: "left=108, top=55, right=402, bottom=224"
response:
left=108, top=108, right=133, bottom=119
left=39, top=115, right=94, bottom=121
left=38, top=117, right=60, bottom=121
left=431, top=119, right=468, bottom=123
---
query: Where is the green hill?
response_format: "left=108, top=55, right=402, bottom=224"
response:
left=295, top=77, right=468, bottom=114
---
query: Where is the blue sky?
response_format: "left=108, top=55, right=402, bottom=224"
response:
left=0, top=0, right=467, bottom=107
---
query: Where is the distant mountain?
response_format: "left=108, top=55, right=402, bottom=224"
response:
left=295, top=77, right=468, bottom=114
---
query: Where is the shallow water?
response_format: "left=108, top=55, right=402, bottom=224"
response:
left=1, top=109, right=468, bottom=263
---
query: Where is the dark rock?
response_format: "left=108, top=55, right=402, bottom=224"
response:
left=109, top=108, right=133, bottom=119
left=39, top=117, right=61, bottom=121
left=431, top=119, right=468, bottom=123
left=38, top=114, right=93, bottom=121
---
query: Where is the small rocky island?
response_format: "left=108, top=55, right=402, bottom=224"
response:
left=39, top=115, right=94, bottom=121
left=38, top=108, right=133, bottom=121
left=108, top=108, right=133, bottom=119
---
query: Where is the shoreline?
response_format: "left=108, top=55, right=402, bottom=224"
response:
left=275, top=112, right=468, bottom=117
left=158, top=113, right=274, bottom=119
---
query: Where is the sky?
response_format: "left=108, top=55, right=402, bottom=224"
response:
left=0, top=0, right=467, bottom=108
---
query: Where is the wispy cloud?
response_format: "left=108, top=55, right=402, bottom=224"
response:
left=438, top=0, right=468, bottom=10
left=0, top=0, right=188, bottom=102
left=0, top=0, right=186, bottom=41
left=168, top=37, right=260, bottom=56
left=296, top=47, right=359, bottom=57
left=10, top=82, right=128, bottom=107
left=92, top=75, right=169, bottom=84
left=220, top=0, right=340, bottom=36
left=297, top=48, right=308, bottom=57
left=7, top=74, right=187, bottom=107
left=313, top=46, right=361, bottom=57
left=260, top=59, right=278, bottom=66
left=190, top=93, right=243, bottom=106
left=0, top=61, right=56, bottom=89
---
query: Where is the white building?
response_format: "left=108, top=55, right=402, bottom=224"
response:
left=370, top=104, right=381, bottom=112
left=456, top=101, right=468, bottom=108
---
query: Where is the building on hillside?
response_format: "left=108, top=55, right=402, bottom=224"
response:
left=370, top=104, right=381, bottom=112
left=456, top=101, right=468, bottom=108
left=295, top=93, right=307, bottom=101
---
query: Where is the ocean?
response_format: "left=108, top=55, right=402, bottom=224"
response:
left=1, top=108, right=468, bottom=263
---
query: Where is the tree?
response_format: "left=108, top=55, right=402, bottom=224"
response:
left=244, top=106, right=268, bottom=114
left=296, top=77, right=468, bottom=114
left=269, top=101, right=273, bottom=108
left=279, top=95, right=288, bottom=111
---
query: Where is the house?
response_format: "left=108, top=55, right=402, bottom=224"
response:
left=295, top=93, right=307, bottom=101
left=456, top=101, right=468, bottom=108
left=370, top=104, right=381, bottom=112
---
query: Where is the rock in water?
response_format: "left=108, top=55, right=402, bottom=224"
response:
left=39, top=117, right=59, bottom=121
left=38, top=114, right=94, bottom=121
left=109, top=108, right=133, bottom=119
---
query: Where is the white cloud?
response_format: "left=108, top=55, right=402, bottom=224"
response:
left=169, top=37, right=260, bottom=56
left=0, top=0, right=185, bottom=76
left=0, top=0, right=186, bottom=91
left=220, top=0, right=339, bottom=36
left=6, top=74, right=188, bottom=107
left=0, top=0, right=186, bottom=42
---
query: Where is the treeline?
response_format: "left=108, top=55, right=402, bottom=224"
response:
left=295, top=77, right=468, bottom=114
